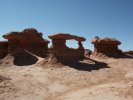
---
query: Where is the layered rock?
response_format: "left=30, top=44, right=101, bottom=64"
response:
left=48, top=33, right=86, bottom=63
left=0, top=41, right=9, bottom=59
left=91, top=37, right=121, bottom=57
left=3, top=28, right=49, bottom=58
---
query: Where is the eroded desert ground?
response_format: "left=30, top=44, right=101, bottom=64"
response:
left=0, top=55, right=133, bottom=100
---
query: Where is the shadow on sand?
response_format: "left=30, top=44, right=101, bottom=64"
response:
left=13, top=51, right=38, bottom=66
left=120, top=54, right=133, bottom=59
left=62, top=58, right=110, bottom=71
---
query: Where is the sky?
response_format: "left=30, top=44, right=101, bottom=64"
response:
left=0, top=0, right=133, bottom=51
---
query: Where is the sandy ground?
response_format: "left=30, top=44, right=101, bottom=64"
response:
left=0, top=55, right=133, bottom=100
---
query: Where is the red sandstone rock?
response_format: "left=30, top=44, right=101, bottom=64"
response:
left=0, top=41, right=9, bottom=59
left=48, top=33, right=85, bottom=63
left=3, top=28, right=49, bottom=57
left=49, top=33, right=86, bottom=42
left=91, top=37, right=121, bottom=45
left=91, top=37, right=121, bottom=57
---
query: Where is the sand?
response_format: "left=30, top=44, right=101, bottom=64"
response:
left=0, top=55, right=133, bottom=100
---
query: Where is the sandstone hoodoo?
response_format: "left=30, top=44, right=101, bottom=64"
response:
left=48, top=33, right=86, bottom=63
left=0, top=41, right=9, bottom=59
left=3, top=28, right=49, bottom=58
left=91, top=37, right=122, bottom=57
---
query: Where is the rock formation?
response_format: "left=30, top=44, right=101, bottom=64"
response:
left=91, top=37, right=122, bottom=57
left=84, top=49, right=92, bottom=58
left=48, top=33, right=86, bottom=63
left=3, top=28, right=49, bottom=58
left=124, top=51, right=133, bottom=56
left=0, top=41, right=9, bottom=59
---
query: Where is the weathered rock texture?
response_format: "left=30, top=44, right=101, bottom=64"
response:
left=48, top=33, right=86, bottom=63
left=0, top=41, right=9, bottom=59
left=91, top=37, right=122, bottom=57
left=3, top=28, right=49, bottom=58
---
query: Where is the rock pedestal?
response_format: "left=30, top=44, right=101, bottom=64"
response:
left=49, top=33, right=86, bottom=63
left=91, top=37, right=121, bottom=57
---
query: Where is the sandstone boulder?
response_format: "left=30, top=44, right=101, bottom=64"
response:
left=3, top=28, right=49, bottom=58
left=91, top=37, right=122, bottom=57
left=0, top=41, right=9, bottom=59
left=48, top=33, right=86, bottom=63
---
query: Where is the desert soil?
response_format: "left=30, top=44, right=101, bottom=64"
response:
left=0, top=55, right=133, bottom=100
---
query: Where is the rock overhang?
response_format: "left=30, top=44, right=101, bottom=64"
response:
left=48, top=33, right=86, bottom=42
left=2, top=32, right=20, bottom=39
left=2, top=28, right=49, bottom=43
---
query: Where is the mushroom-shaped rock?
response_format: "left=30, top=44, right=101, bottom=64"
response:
left=48, top=33, right=86, bottom=63
left=48, top=33, right=86, bottom=42
left=91, top=37, right=121, bottom=45
left=0, top=41, right=9, bottom=59
left=3, top=28, right=49, bottom=58
left=91, top=37, right=122, bottom=57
